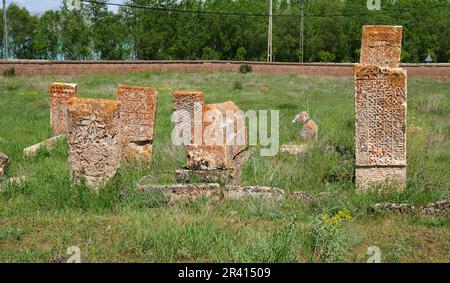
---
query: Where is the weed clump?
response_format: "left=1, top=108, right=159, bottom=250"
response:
left=239, top=64, right=252, bottom=74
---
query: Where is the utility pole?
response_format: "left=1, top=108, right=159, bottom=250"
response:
left=300, top=1, right=304, bottom=62
left=267, top=0, right=273, bottom=62
left=2, top=0, right=8, bottom=60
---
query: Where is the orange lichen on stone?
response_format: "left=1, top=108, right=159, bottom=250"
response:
left=360, top=25, right=403, bottom=68
left=117, top=85, right=157, bottom=161
left=50, top=83, right=77, bottom=135
left=355, top=25, right=407, bottom=191
left=67, top=97, right=121, bottom=188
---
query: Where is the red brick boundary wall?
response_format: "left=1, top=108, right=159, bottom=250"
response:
left=1, top=60, right=449, bottom=78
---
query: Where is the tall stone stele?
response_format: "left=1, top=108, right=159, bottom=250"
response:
left=50, top=83, right=78, bottom=135
left=355, top=25, right=407, bottom=190
left=67, top=97, right=121, bottom=188
left=117, top=85, right=158, bottom=161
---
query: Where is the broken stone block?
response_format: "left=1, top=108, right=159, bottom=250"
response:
left=67, top=97, right=121, bottom=188
left=117, top=85, right=158, bottom=162
left=0, top=175, right=27, bottom=191
left=259, top=85, right=269, bottom=93
left=0, top=152, right=9, bottom=176
left=360, top=25, right=403, bottom=68
left=23, top=135, right=66, bottom=157
left=223, top=186, right=285, bottom=201
left=137, top=183, right=222, bottom=205
left=371, top=203, right=414, bottom=214
left=355, top=26, right=407, bottom=191
left=292, top=111, right=318, bottom=141
left=50, top=83, right=77, bottom=135
left=289, top=191, right=313, bottom=203
left=421, top=197, right=450, bottom=216
left=280, top=144, right=309, bottom=155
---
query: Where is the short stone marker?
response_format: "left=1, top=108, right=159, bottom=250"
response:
left=67, top=97, right=121, bottom=188
left=117, top=85, right=157, bottom=161
left=23, top=135, right=66, bottom=157
left=0, top=152, right=9, bottom=176
left=50, top=83, right=77, bottom=135
left=355, top=25, right=407, bottom=190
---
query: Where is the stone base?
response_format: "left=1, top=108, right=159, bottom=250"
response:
left=176, top=150, right=251, bottom=185
left=355, top=166, right=406, bottom=191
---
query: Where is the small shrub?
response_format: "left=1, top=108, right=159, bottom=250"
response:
left=318, top=50, right=336, bottom=63
left=233, top=81, right=243, bottom=90
left=3, top=67, right=15, bottom=77
left=236, top=47, right=247, bottom=61
left=309, top=209, right=356, bottom=262
left=239, top=64, right=252, bottom=74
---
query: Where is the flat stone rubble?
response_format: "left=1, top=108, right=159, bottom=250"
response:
left=355, top=25, right=407, bottom=190
left=223, top=186, right=285, bottom=201
left=67, top=97, right=121, bottom=188
left=172, top=91, right=248, bottom=183
left=117, top=85, right=157, bottom=161
left=138, top=183, right=222, bottom=205
left=50, top=83, right=77, bottom=135
left=23, top=135, right=66, bottom=157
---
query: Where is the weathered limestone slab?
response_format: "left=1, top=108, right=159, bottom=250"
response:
left=67, top=97, right=121, bottom=188
left=371, top=203, right=414, bottom=214
left=289, top=191, right=313, bottom=203
left=280, top=144, right=309, bottom=155
left=0, top=175, right=27, bottom=191
left=50, top=83, right=77, bottom=135
left=355, top=25, right=407, bottom=190
left=0, top=152, right=9, bottom=176
left=421, top=197, right=450, bottom=216
left=117, top=85, right=157, bottom=161
left=360, top=25, right=403, bottom=68
left=223, top=186, right=285, bottom=201
left=23, top=135, right=66, bottom=157
left=138, top=183, right=222, bottom=205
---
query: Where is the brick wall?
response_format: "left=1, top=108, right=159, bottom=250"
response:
left=1, top=60, right=449, bottom=78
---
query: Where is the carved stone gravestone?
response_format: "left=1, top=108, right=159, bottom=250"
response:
left=172, top=91, right=248, bottom=184
left=50, top=83, right=77, bottom=135
left=117, top=85, right=157, bottom=161
left=67, top=97, right=121, bottom=188
left=355, top=25, right=407, bottom=190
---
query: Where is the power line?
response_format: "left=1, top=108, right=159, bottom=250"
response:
left=80, top=0, right=449, bottom=19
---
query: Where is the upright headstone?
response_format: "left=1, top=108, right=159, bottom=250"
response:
left=67, top=97, right=121, bottom=188
left=50, top=83, right=77, bottom=135
left=117, top=85, right=157, bottom=161
left=355, top=25, right=407, bottom=190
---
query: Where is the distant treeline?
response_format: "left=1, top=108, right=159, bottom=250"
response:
left=0, top=0, right=449, bottom=62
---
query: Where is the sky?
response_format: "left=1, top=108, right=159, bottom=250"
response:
left=4, top=0, right=124, bottom=14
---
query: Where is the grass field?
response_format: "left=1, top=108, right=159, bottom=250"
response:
left=0, top=71, right=449, bottom=263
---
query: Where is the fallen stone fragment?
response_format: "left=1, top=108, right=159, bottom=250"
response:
left=289, top=191, right=313, bottom=203
left=0, top=152, right=10, bottom=176
left=175, top=169, right=231, bottom=184
left=23, top=135, right=66, bottom=157
left=421, top=197, right=450, bottom=216
left=223, top=186, right=285, bottom=201
left=371, top=203, right=414, bottom=214
left=138, top=183, right=222, bottom=205
left=259, top=86, right=269, bottom=93
left=280, top=144, right=309, bottom=155
left=0, top=175, right=27, bottom=191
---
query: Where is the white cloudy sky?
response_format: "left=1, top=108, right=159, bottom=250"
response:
left=5, top=0, right=125, bottom=14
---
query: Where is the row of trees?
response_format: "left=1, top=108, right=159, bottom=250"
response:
left=0, top=0, right=449, bottom=62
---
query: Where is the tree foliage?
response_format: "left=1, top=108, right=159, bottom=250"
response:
left=0, top=0, right=449, bottom=62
